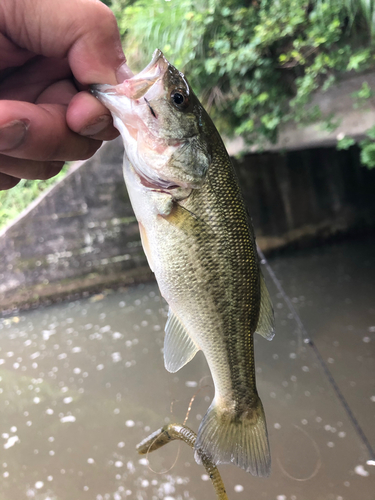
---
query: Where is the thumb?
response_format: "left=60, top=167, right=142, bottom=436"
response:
left=0, top=0, right=130, bottom=85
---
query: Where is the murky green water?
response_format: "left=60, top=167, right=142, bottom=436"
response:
left=0, top=237, right=374, bottom=500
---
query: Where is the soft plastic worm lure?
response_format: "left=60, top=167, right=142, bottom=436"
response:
left=137, top=423, right=229, bottom=500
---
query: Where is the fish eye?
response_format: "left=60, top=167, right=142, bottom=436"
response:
left=171, top=89, right=189, bottom=109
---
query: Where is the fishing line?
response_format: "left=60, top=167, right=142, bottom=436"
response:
left=257, top=247, right=375, bottom=464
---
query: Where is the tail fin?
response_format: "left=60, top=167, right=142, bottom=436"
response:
left=194, top=396, right=271, bottom=477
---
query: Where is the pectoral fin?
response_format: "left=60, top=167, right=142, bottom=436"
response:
left=161, top=202, right=211, bottom=235
left=255, top=273, right=275, bottom=341
left=164, top=308, right=200, bottom=373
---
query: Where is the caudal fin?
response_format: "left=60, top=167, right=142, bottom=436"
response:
left=194, top=396, right=271, bottom=477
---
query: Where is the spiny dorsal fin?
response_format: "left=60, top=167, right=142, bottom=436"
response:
left=164, top=308, right=200, bottom=373
left=255, top=273, right=275, bottom=341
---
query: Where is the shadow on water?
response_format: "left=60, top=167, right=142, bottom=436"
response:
left=0, top=237, right=374, bottom=499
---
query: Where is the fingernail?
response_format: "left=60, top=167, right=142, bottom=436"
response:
left=116, top=62, right=134, bottom=83
left=0, top=120, right=29, bottom=151
left=80, top=115, right=111, bottom=136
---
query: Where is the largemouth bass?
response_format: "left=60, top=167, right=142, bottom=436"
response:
left=91, top=50, right=275, bottom=477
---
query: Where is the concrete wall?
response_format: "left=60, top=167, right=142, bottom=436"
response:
left=1, top=138, right=374, bottom=312
left=0, top=139, right=151, bottom=313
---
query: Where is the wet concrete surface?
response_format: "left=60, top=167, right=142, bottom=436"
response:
left=0, top=237, right=374, bottom=499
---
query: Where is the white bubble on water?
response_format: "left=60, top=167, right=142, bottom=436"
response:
left=125, top=420, right=135, bottom=427
left=112, top=352, right=122, bottom=363
left=185, top=381, right=197, bottom=388
left=10, top=426, right=17, bottom=433
left=354, top=465, right=369, bottom=477
left=46, top=409, right=54, bottom=415
left=201, top=474, right=209, bottom=481
left=117, top=441, right=125, bottom=448
left=234, top=484, right=244, bottom=492
left=127, top=461, right=135, bottom=473
left=139, top=458, right=148, bottom=465
left=96, top=364, right=104, bottom=371
left=87, top=458, right=95, bottom=464
left=114, top=461, right=123, bottom=468
left=60, top=415, right=76, bottom=423
left=35, top=481, right=44, bottom=489
left=363, top=337, right=371, bottom=343
left=73, top=368, right=81, bottom=374
left=3, top=436, right=19, bottom=449
left=141, top=479, right=149, bottom=487
left=277, top=496, right=287, bottom=500
left=63, top=397, right=73, bottom=404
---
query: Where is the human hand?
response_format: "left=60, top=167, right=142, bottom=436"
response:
left=0, top=0, right=132, bottom=190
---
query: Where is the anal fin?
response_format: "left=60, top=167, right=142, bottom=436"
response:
left=164, top=308, right=200, bottom=373
left=255, top=272, right=275, bottom=341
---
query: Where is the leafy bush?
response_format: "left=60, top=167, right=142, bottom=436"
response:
left=108, top=0, right=375, bottom=151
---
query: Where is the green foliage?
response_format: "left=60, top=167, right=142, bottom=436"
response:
left=106, top=0, right=375, bottom=150
left=359, top=125, right=375, bottom=168
left=0, top=164, right=69, bottom=230
left=337, top=135, right=356, bottom=150
left=336, top=127, right=375, bottom=168
left=351, top=81, right=374, bottom=108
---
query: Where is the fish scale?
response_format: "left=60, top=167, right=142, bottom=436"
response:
left=91, top=49, right=274, bottom=477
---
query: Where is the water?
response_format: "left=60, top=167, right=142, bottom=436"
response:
left=0, top=237, right=374, bottom=499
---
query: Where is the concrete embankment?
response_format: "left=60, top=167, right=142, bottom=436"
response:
left=1, top=138, right=374, bottom=313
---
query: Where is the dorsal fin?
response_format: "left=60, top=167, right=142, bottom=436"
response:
left=255, top=273, right=275, bottom=341
left=164, top=308, right=200, bottom=373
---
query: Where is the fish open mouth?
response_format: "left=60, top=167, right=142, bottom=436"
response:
left=90, top=50, right=195, bottom=196
left=91, top=49, right=169, bottom=101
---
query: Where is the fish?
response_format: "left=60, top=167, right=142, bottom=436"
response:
left=91, top=49, right=275, bottom=477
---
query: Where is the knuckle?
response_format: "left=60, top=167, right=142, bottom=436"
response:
left=83, top=2, right=118, bottom=33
